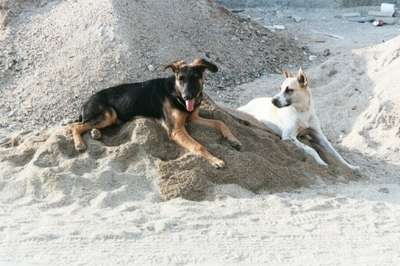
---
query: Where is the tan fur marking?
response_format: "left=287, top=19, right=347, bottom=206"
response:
left=71, top=109, right=118, bottom=151
left=190, top=109, right=241, bottom=149
left=163, top=99, right=225, bottom=168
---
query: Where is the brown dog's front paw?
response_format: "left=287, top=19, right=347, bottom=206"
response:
left=209, top=157, right=225, bottom=169
left=90, top=129, right=102, bottom=140
left=75, top=142, right=87, bottom=152
left=228, top=138, right=242, bottom=151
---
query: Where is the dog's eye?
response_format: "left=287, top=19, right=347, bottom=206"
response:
left=285, top=87, right=294, bottom=94
left=178, top=76, right=184, bottom=81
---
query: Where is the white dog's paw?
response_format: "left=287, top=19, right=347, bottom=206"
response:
left=348, top=164, right=361, bottom=172
left=316, top=159, right=328, bottom=167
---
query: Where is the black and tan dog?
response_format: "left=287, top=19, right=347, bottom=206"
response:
left=70, top=58, right=241, bottom=168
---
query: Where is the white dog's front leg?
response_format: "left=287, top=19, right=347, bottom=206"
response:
left=281, top=124, right=296, bottom=141
left=288, top=137, right=328, bottom=166
left=312, top=130, right=359, bottom=170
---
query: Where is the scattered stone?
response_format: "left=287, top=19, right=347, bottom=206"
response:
left=309, top=55, right=317, bottom=61
left=273, top=24, right=285, bottom=30
left=147, top=64, right=155, bottom=72
left=378, top=187, right=390, bottom=194
left=368, top=11, right=394, bottom=18
left=265, top=24, right=286, bottom=31
left=341, top=12, right=361, bottom=18
left=292, top=16, right=304, bottom=23
left=230, top=9, right=245, bottom=14
left=347, top=16, right=374, bottom=23
left=323, top=49, right=330, bottom=57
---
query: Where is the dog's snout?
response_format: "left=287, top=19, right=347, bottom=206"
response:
left=182, top=95, right=191, bottom=100
left=272, top=98, right=280, bottom=107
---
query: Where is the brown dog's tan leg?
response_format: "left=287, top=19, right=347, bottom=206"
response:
left=71, top=109, right=118, bottom=152
left=190, top=110, right=242, bottom=150
left=71, top=122, right=93, bottom=151
left=169, top=108, right=225, bottom=169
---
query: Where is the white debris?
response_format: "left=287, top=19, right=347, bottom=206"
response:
left=292, top=15, right=304, bottom=23
left=309, top=55, right=317, bottom=61
left=147, top=64, right=155, bottom=72
left=263, top=24, right=286, bottom=32
left=341, top=12, right=361, bottom=18
left=381, top=3, right=396, bottom=16
left=368, top=11, right=394, bottom=18
left=272, top=24, right=285, bottom=30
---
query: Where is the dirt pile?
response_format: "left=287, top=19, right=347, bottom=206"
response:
left=0, top=0, right=304, bottom=131
left=0, top=96, right=357, bottom=204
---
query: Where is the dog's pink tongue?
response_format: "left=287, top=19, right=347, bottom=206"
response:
left=185, top=99, right=195, bottom=112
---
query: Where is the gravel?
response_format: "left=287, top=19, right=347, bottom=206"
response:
left=0, top=0, right=305, bottom=131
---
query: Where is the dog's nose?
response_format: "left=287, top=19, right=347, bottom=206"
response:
left=183, top=95, right=191, bottom=100
left=272, top=98, right=279, bottom=107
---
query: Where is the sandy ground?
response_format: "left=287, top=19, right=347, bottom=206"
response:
left=2, top=4, right=400, bottom=266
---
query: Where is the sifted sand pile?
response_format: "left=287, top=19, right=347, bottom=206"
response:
left=302, top=35, right=400, bottom=168
left=340, top=36, right=400, bottom=163
left=0, top=96, right=356, bottom=205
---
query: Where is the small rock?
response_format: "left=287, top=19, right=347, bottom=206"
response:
left=323, top=49, right=331, bottom=57
left=292, top=16, right=304, bottom=23
left=378, top=187, right=390, bottom=194
left=230, top=9, right=245, bottom=14
left=272, top=25, right=285, bottom=30
left=309, top=55, right=317, bottom=61
left=147, top=64, right=155, bottom=72
left=341, top=12, right=361, bottom=18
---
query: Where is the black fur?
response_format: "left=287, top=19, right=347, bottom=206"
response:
left=79, top=76, right=202, bottom=124
left=78, top=58, right=218, bottom=126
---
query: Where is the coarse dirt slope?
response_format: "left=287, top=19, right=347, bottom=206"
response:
left=0, top=0, right=304, bottom=131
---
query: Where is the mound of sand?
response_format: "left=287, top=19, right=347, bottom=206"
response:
left=293, top=35, right=400, bottom=167
left=0, top=96, right=358, bottom=205
left=234, top=34, right=400, bottom=181
left=339, top=36, right=400, bottom=163
left=0, top=0, right=304, bottom=131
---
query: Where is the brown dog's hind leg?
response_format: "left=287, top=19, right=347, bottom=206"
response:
left=71, top=122, right=93, bottom=152
left=190, top=110, right=242, bottom=150
left=71, top=108, right=118, bottom=152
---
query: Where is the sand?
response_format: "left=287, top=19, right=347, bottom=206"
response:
left=1, top=2, right=400, bottom=266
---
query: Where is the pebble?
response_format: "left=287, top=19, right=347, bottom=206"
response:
left=292, top=16, right=304, bottom=23
left=147, top=64, right=155, bottom=72
left=309, top=55, right=317, bottom=61
left=378, top=187, right=390, bottom=194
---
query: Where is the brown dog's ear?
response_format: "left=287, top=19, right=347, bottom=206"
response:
left=164, top=60, right=186, bottom=73
left=191, top=58, right=218, bottom=73
left=297, top=67, right=308, bottom=86
left=283, top=69, right=292, bottom=78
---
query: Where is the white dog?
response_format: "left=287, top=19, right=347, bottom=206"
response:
left=238, top=68, right=359, bottom=170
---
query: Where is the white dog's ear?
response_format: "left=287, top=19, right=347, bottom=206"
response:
left=297, top=67, right=308, bottom=87
left=283, top=69, right=291, bottom=78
